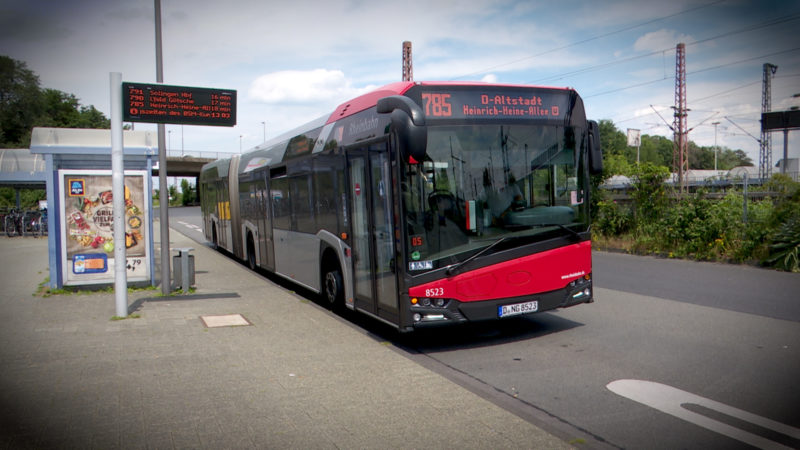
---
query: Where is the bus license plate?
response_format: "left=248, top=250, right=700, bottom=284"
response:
left=498, top=300, right=538, bottom=318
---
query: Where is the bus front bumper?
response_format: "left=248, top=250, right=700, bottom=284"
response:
left=409, top=280, right=593, bottom=328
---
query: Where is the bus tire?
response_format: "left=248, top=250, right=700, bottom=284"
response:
left=211, top=223, right=218, bottom=249
left=323, top=265, right=343, bottom=310
left=246, top=233, right=256, bottom=271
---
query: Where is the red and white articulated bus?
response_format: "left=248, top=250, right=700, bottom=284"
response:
left=199, top=81, right=603, bottom=331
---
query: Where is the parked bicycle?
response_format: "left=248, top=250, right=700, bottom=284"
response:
left=22, top=210, right=42, bottom=237
left=37, top=208, right=48, bottom=237
left=4, top=208, right=24, bottom=237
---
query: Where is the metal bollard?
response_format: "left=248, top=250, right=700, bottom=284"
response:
left=172, top=247, right=195, bottom=293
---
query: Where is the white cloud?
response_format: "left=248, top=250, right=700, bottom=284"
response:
left=248, top=69, right=375, bottom=104
left=481, top=74, right=498, bottom=83
left=634, top=29, right=693, bottom=52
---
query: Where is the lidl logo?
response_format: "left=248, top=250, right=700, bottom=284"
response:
left=68, top=179, right=85, bottom=197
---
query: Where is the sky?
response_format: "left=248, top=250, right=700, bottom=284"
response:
left=2, top=0, right=799, bottom=170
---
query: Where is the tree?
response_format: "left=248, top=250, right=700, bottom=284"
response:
left=180, top=179, right=196, bottom=206
left=0, top=55, right=109, bottom=148
left=630, top=162, right=671, bottom=225
left=597, top=119, right=753, bottom=174
left=639, top=134, right=673, bottom=167
left=717, top=148, right=752, bottom=169
left=689, top=142, right=714, bottom=170
left=168, top=185, right=179, bottom=206
left=0, top=186, right=45, bottom=208
left=598, top=119, right=627, bottom=157
left=0, top=56, right=43, bottom=147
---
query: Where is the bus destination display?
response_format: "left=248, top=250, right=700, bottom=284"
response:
left=419, top=89, right=571, bottom=121
left=123, top=82, right=237, bottom=127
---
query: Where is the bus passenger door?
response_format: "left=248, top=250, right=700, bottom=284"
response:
left=348, top=148, right=399, bottom=321
left=349, top=154, right=374, bottom=314
left=257, top=176, right=274, bottom=271
left=369, top=150, right=398, bottom=319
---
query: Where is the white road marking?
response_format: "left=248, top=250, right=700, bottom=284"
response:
left=607, top=379, right=799, bottom=450
left=177, top=221, right=202, bottom=231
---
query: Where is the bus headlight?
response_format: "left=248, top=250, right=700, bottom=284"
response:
left=411, top=297, right=451, bottom=309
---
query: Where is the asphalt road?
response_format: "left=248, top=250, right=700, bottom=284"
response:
left=167, top=206, right=800, bottom=449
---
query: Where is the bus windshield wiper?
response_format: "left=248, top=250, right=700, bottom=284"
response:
left=445, top=236, right=509, bottom=277
left=553, top=223, right=581, bottom=240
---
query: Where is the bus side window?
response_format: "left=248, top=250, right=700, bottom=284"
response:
left=291, top=174, right=314, bottom=233
left=271, top=177, right=290, bottom=230
left=313, top=158, right=338, bottom=234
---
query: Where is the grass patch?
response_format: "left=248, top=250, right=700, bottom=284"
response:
left=153, top=286, right=197, bottom=297
left=591, top=233, right=635, bottom=253
left=34, top=277, right=158, bottom=298
left=110, top=314, right=141, bottom=321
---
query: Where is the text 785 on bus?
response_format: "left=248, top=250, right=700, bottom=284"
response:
left=199, top=81, right=603, bottom=331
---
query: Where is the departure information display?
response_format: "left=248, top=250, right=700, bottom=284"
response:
left=122, top=82, right=236, bottom=127
left=415, top=88, right=572, bottom=121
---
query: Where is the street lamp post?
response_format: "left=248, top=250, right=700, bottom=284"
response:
left=712, top=121, right=720, bottom=172
left=261, top=121, right=266, bottom=142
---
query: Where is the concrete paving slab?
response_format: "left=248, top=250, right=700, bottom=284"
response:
left=0, top=230, right=572, bottom=449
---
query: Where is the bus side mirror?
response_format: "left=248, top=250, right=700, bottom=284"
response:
left=588, top=120, right=603, bottom=175
left=377, top=96, right=427, bottom=163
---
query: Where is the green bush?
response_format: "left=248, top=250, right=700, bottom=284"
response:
left=595, top=199, right=632, bottom=236
left=593, top=172, right=800, bottom=271
left=630, top=162, right=670, bottom=226
left=764, top=213, right=800, bottom=272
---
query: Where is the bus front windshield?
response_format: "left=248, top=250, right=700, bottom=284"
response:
left=402, top=124, right=588, bottom=273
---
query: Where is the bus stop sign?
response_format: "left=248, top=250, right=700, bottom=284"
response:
left=122, top=82, right=236, bottom=127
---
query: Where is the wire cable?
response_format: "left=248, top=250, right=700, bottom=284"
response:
left=533, top=13, right=800, bottom=85
left=584, top=47, right=800, bottom=98
left=450, top=0, right=727, bottom=80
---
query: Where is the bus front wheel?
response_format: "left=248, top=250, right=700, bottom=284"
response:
left=246, top=233, right=256, bottom=271
left=323, top=267, right=343, bottom=310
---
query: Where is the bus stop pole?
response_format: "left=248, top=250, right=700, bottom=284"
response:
left=155, top=0, right=171, bottom=295
left=110, top=72, right=128, bottom=317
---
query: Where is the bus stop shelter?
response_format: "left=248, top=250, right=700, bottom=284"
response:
left=0, top=148, right=47, bottom=207
left=29, top=127, right=158, bottom=289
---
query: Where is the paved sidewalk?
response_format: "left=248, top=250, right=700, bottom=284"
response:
left=0, top=230, right=571, bottom=449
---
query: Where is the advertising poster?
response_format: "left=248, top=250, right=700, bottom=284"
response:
left=59, top=170, right=150, bottom=285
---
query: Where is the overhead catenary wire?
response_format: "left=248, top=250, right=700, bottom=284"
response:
left=532, top=12, right=800, bottom=85
left=450, top=0, right=727, bottom=81
left=585, top=47, right=800, bottom=98
left=612, top=72, right=800, bottom=125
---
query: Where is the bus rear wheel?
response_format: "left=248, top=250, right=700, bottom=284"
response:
left=323, top=267, right=343, bottom=310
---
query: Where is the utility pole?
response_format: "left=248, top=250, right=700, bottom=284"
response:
left=712, top=121, right=720, bottom=172
left=402, top=41, right=413, bottom=82
left=760, top=63, right=778, bottom=179
left=672, top=43, right=689, bottom=194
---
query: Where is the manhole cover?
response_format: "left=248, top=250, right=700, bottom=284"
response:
left=200, top=314, right=251, bottom=328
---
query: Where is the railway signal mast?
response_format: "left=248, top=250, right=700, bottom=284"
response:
left=760, top=63, right=778, bottom=179
left=673, top=43, right=689, bottom=194
left=402, top=41, right=413, bottom=82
